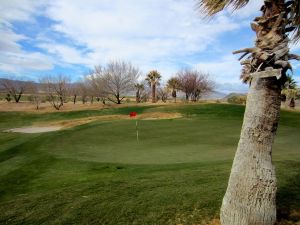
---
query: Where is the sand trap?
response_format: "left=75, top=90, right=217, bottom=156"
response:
left=6, top=126, right=62, bottom=133
left=5, top=112, right=182, bottom=133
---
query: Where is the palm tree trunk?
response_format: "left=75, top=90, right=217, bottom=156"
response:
left=289, top=98, right=295, bottom=108
left=152, top=83, right=156, bottom=103
left=220, top=0, right=290, bottom=222
left=220, top=71, right=281, bottom=225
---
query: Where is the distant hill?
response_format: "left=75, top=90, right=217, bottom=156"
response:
left=202, top=91, right=227, bottom=100
left=223, top=92, right=247, bottom=100
left=0, top=78, right=245, bottom=101
left=0, top=78, right=79, bottom=93
left=0, top=78, right=39, bottom=93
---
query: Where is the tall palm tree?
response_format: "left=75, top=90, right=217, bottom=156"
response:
left=197, top=1, right=300, bottom=224
left=146, top=70, right=161, bottom=103
left=285, top=74, right=297, bottom=89
left=282, top=75, right=297, bottom=108
left=167, top=77, right=180, bottom=103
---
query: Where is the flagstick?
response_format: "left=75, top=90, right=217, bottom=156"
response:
left=136, top=120, right=139, bottom=141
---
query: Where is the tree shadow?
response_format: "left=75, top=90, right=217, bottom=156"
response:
left=276, top=161, right=300, bottom=223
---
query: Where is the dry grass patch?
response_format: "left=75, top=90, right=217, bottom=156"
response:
left=41, top=112, right=182, bottom=128
left=139, top=112, right=182, bottom=120
left=206, top=218, right=220, bottom=225
left=45, top=115, right=128, bottom=128
left=0, top=101, right=106, bottom=113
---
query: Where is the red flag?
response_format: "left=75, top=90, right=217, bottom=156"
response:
left=130, top=111, right=137, bottom=117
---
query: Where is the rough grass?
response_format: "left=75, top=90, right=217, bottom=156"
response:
left=0, top=103, right=299, bottom=224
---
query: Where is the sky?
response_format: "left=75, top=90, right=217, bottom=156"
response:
left=0, top=0, right=300, bottom=94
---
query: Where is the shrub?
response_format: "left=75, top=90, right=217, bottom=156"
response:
left=227, top=95, right=247, bottom=105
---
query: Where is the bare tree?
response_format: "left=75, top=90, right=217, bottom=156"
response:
left=157, top=86, right=169, bottom=103
left=0, top=78, right=28, bottom=103
left=137, top=80, right=151, bottom=103
left=5, top=94, right=12, bottom=102
left=86, top=67, right=107, bottom=105
left=42, top=75, right=70, bottom=110
left=78, top=81, right=89, bottom=104
left=91, top=61, right=140, bottom=104
left=137, top=81, right=151, bottom=103
left=69, top=83, right=81, bottom=104
left=28, top=82, right=41, bottom=110
left=177, top=69, right=195, bottom=101
left=141, top=86, right=151, bottom=103
left=177, top=69, right=214, bottom=101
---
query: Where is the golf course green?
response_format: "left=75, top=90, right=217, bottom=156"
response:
left=0, top=103, right=299, bottom=224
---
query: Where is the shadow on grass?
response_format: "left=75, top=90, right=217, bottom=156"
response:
left=0, top=134, right=42, bottom=163
left=0, top=155, right=57, bottom=200
left=276, top=161, right=300, bottom=224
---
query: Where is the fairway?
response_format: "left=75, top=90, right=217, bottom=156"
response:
left=0, top=104, right=299, bottom=224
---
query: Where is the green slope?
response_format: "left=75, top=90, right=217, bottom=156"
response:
left=0, top=104, right=299, bottom=224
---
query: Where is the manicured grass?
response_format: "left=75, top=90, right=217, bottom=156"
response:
left=0, top=103, right=299, bottom=224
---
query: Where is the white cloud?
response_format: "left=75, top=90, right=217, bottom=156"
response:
left=37, top=43, right=91, bottom=65
left=0, top=0, right=266, bottom=87
left=0, top=51, right=53, bottom=73
left=0, top=27, right=26, bottom=53
left=0, top=26, right=53, bottom=73
left=41, top=0, right=243, bottom=74
left=230, top=0, right=263, bottom=19
left=0, top=1, right=53, bottom=74
left=194, top=54, right=248, bottom=93
left=195, top=54, right=242, bottom=83
left=0, top=0, right=45, bottom=23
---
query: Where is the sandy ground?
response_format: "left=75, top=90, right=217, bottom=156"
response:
left=4, top=112, right=182, bottom=133
left=0, top=101, right=109, bottom=113
left=6, top=126, right=62, bottom=133
left=0, top=99, right=226, bottom=113
left=1, top=99, right=299, bottom=113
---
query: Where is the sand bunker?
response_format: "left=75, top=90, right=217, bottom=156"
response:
left=6, top=126, right=62, bottom=133
left=5, top=112, right=182, bottom=133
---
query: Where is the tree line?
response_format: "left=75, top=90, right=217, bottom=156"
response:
left=0, top=60, right=215, bottom=110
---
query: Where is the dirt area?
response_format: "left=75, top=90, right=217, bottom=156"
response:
left=4, top=112, right=182, bottom=134
left=0, top=101, right=108, bottom=113
left=1, top=100, right=299, bottom=113
left=0, top=101, right=177, bottom=113
left=139, top=112, right=182, bottom=120
left=46, top=112, right=182, bottom=128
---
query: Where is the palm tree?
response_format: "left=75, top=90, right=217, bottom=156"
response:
left=282, top=75, right=297, bottom=108
left=197, top=1, right=300, bottom=224
left=135, top=83, right=144, bottom=103
left=285, top=75, right=297, bottom=89
left=146, top=70, right=161, bottom=103
left=167, top=77, right=180, bottom=103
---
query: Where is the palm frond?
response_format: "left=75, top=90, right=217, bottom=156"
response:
left=291, top=0, right=300, bottom=42
left=196, top=0, right=249, bottom=17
